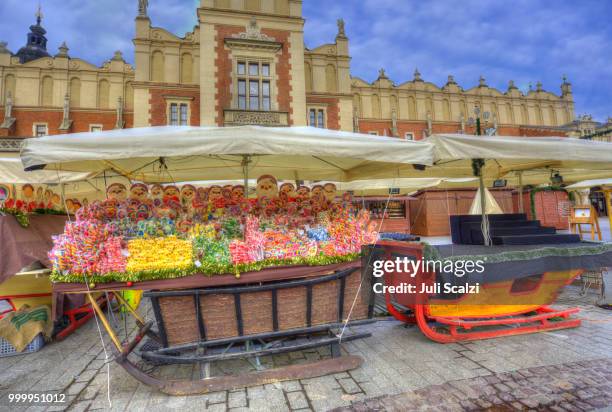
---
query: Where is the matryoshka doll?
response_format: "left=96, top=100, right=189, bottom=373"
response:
left=150, top=184, right=164, bottom=207
left=36, top=186, right=44, bottom=208
left=279, top=182, right=296, bottom=205
left=197, top=186, right=208, bottom=200
left=21, top=184, right=36, bottom=211
left=180, top=184, right=197, bottom=216
left=222, top=185, right=233, bottom=204
left=129, top=183, right=149, bottom=204
left=65, top=199, right=75, bottom=214
left=51, top=193, right=62, bottom=211
left=163, top=185, right=180, bottom=204
left=256, top=175, right=278, bottom=200
left=323, top=183, right=337, bottom=209
left=310, top=184, right=324, bottom=211
left=163, top=185, right=182, bottom=218
left=208, top=185, right=225, bottom=209
left=296, top=185, right=310, bottom=201
left=106, top=183, right=128, bottom=202
left=44, top=189, right=53, bottom=209
left=231, top=185, right=245, bottom=203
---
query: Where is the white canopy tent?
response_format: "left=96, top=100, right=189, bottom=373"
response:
left=566, top=178, right=612, bottom=191
left=335, top=177, right=479, bottom=193
left=20, top=126, right=434, bottom=183
left=349, top=134, right=612, bottom=181
left=0, top=157, right=91, bottom=184
left=419, top=134, right=612, bottom=245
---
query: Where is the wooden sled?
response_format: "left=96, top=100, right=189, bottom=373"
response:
left=60, top=264, right=374, bottom=395
left=374, top=241, right=585, bottom=343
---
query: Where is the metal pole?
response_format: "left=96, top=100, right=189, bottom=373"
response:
left=479, top=172, right=491, bottom=246
left=242, top=155, right=250, bottom=198
left=518, top=171, right=524, bottom=213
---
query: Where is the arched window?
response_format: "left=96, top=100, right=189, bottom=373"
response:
left=459, top=99, right=468, bottom=120
left=69, top=78, right=80, bottom=108
left=442, top=98, right=451, bottom=121
left=304, top=62, right=313, bottom=93
left=505, top=103, right=514, bottom=124
left=371, top=94, right=381, bottom=118
left=325, top=64, right=337, bottom=93
left=41, top=76, right=54, bottom=106
left=125, top=82, right=134, bottom=110
left=490, top=102, right=498, bottom=121
left=549, top=105, right=557, bottom=126
left=245, top=0, right=261, bottom=11
left=536, top=105, right=543, bottom=125
left=521, top=104, right=529, bottom=124
left=98, top=79, right=110, bottom=109
left=408, top=96, right=416, bottom=119
left=151, top=51, right=164, bottom=82
left=180, top=53, right=193, bottom=84
left=390, top=95, right=399, bottom=118
left=3, top=74, right=15, bottom=104
left=426, top=97, right=434, bottom=120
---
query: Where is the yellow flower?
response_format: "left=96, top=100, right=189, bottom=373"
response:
left=126, top=236, right=193, bottom=273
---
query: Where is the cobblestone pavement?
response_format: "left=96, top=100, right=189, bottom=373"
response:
left=0, top=286, right=610, bottom=411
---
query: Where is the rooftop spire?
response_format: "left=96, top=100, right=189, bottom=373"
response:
left=15, top=5, right=50, bottom=63
left=36, top=3, right=43, bottom=25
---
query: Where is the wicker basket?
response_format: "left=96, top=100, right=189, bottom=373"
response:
left=153, top=266, right=371, bottom=347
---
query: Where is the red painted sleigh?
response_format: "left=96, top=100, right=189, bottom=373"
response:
left=373, top=241, right=598, bottom=343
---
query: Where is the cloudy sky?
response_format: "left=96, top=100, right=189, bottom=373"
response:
left=1, top=0, right=610, bottom=121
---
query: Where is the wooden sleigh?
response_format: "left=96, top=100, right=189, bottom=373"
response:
left=53, top=261, right=375, bottom=395
left=373, top=241, right=586, bottom=343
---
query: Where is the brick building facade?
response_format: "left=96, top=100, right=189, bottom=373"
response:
left=1, top=0, right=577, bottom=153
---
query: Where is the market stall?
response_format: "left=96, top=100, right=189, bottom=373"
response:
left=20, top=125, right=433, bottom=393
left=378, top=134, right=612, bottom=342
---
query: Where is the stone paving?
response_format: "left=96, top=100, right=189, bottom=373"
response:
left=0, top=285, right=610, bottom=411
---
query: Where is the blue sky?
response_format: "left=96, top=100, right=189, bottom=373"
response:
left=1, top=0, right=610, bottom=121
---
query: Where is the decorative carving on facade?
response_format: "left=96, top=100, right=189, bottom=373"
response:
left=353, top=107, right=360, bottom=133
left=138, top=0, right=149, bottom=17
left=58, top=93, right=73, bottom=130
left=233, top=17, right=275, bottom=42
left=413, top=68, right=423, bottom=82
left=1, top=92, right=16, bottom=129
left=337, top=19, right=346, bottom=38
left=115, top=96, right=125, bottom=129
left=391, top=109, right=398, bottom=137
left=224, top=110, right=288, bottom=126
left=0, top=138, right=23, bottom=152
left=55, top=41, right=69, bottom=58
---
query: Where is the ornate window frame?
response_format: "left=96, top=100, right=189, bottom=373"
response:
left=32, top=123, right=48, bottom=137
left=307, top=105, right=327, bottom=128
left=164, top=96, right=193, bottom=126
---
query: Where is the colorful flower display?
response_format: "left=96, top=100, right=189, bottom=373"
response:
left=49, top=177, right=378, bottom=283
